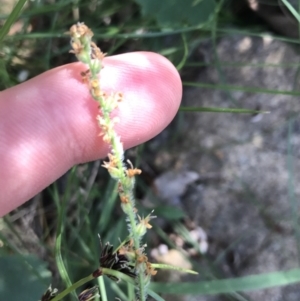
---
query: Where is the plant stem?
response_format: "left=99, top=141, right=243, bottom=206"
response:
left=51, top=274, right=94, bottom=301
left=50, top=268, right=135, bottom=301
left=98, top=276, right=108, bottom=301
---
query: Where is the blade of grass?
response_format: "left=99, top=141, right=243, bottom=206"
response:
left=96, top=179, right=119, bottom=232
left=65, top=219, right=95, bottom=262
left=148, top=289, right=165, bottom=301
left=180, top=106, right=269, bottom=114
left=176, top=33, right=189, bottom=71
left=5, top=24, right=207, bottom=40
left=0, top=0, right=74, bottom=19
left=0, top=0, right=27, bottom=44
left=53, top=168, right=77, bottom=299
left=151, top=263, right=198, bottom=275
left=5, top=24, right=300, bottom=44
left=109, top=281, right=128, bottom=300
left=299, top=0, right=300, bottom=37
left=281, top=0, right=300, bottom=22
left=99, top=276, right=108, bottom=301
left=183, top=81, right=300, bottom=96
left=127, top=281, right=135, bottom=301
left=185, top=62, right=300, bottom=68
left=0, top=59, right=12, bottom=88
left=217, top=28, right=300, bottom=45
left=211, top=0, right=238, bottom=106
left=150, top=268, right=300, bottom=295
left=287, top=118, right=300, bottom=264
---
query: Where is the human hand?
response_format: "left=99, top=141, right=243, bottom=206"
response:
left=0, top=52, right=182, bottom=217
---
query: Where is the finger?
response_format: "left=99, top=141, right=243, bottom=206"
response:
left=0, top=51, right=182, bottom=216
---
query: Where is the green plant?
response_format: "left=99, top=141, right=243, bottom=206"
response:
left=37, top=23, right=196, bottom=301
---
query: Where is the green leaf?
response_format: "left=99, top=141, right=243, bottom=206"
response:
left=180, top=106, right=269, bottom=114
left=134, top=0, right=216, bottom=27
left=151, top=263, right=198, bottom=275
left=281, top=0, right=300, bottom=23
left=150, top=268, right=300, bottom=295
left=184, top=81, right=300, bottom=96
left=0, top=0, right=27, bottom=44
left=148, top=289, right=165, bottom=301
left=0, top=254, right=51, bottom=301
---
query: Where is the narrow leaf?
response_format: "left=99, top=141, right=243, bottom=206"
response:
left=184, top=81, right=300, bottom=96
left=150, top=268, right=300, bottom=295
left=0, top=0, right=27, bottom=44
left=148, top=289, right=165, bottom=301
left=180, top=106, right=269, bottom=114
left=151, top=263, right=198, bottom=275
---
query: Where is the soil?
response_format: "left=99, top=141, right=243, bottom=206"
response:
left=150, top=35, right=300, bottom=301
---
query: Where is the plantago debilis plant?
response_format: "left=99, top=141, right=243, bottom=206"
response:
left=69, top=22, right=157, bottom=301
left=40, top=22, right=196, bottom=301
left=40, top=22, right=156, bottom=301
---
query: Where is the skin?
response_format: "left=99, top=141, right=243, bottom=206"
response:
left=0, top=52, right=182, bottom=217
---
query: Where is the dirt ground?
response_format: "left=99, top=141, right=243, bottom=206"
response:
left=150, top=35, right=300, bottom=301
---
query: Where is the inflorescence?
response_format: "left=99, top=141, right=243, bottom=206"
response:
left=69, top=22, right=156, bottom=301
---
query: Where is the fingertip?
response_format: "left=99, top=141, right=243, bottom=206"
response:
left=0, top=51, right=182, bottom=214
left=98, top=51, right=182, bottom=152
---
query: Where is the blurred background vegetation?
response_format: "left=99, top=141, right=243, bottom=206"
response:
left=1, top=0, right=300, bottom=301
